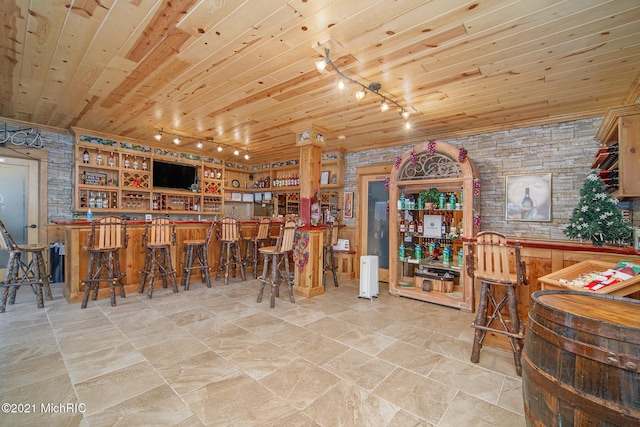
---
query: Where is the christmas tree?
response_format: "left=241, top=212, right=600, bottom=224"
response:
left=564, top=170, right=633, bottom=245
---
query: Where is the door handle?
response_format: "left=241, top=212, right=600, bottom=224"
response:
left=26, top=224, right=37, bottom=229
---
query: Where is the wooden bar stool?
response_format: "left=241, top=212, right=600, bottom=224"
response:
left=467, top=231, right=528, bottom=376
left=139, top=218, right=178, bottom=298
left=80, top=216, right=128, bottom=308
left=243, top=218, right=271, bottom=278
left=181, top=221, right=216, bottom=290
left=257, top=219, right=297, bottom=308
left=322, top=221, right=340, bottom=288
left=0, top=220, right=52, bottom=312
left=215, top=217, right=246, bottom=285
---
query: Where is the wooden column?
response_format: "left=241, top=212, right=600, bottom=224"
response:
left=291, top=123, right=326, bottom=297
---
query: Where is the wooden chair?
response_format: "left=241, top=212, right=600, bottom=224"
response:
left=0, top=219, right=52, bottom=312
left=215, top=217, right=246, bottom=285
left=257, top=219, right=297, bottom=308
left=243, top=218, right=271, bottom=278
left=322, top=222, right=340, bottom=288
left=139, top=218, right=178, bottom=298
left=80, top=216, right=128, bottom=308
left=467, top=231, right=528, bottom=376
left=181, top=221, right=216, bottom=290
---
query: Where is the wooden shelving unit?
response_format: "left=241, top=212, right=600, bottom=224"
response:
left=388, top=141, right=480, bottom=312
left=594, top=103, right=640, bottom=198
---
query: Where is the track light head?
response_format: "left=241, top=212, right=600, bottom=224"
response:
left=244, top=151, right=250, bottom=160
left=216, top=144, right=223, bottom=152
left=401, top=109, right=410, bottom=120
left=315, top=58, right=328, bottom=73
left=173, top=136, right=180, bottom=145
left=233, top=148, right=240, bottom=156
left=380, top=98, right=389, bottom=112
left=355, top=88, right=366, bottom=100
left=154, top=130, right=162, bottom=141
left=404, top=121, right=411, bottom=130
left=196, top=141, right=203, bottom=149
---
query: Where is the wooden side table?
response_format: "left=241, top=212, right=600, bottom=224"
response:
left=334, top=250, right=356, bottom=280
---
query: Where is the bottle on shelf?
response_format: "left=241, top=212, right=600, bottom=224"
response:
left=458, top=248, right=464, bottom=267
left=408, top=218, right=416, bottom=234
left=96, top=150, right=103, bottom=166
left=438, top=192, right=446, bottom=209
left=142, top=158, right=148, bottom=170
left=132, top=156, right=139, bottom=169
left=415, top=243, right=422, bottom=261
left=398, top=193, right=405, bottom=210
left=108, top=152, right=115, bottom=167
left=124, top=154, right=130, bottom=168
left=417, top=218, right=424, bottom=235
left=441, top=216, right=448, bottom=237
left=399, top=243, right=405, bottom=261
left=400, top=217, right=406, bottom=233
left=83, top=148, right=89, bottom=164
left=87, top=208, right=93, bottom=222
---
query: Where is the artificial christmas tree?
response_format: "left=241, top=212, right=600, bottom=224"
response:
left=564, top=170, right=633, bottom=246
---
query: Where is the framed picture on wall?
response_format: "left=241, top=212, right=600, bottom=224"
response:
left=343, top=192, right=354, bottom=218
left=505, top=173, right=552, bottom=221
left=320, top=170, right=330, bottom=185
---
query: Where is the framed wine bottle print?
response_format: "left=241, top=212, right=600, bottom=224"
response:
left=505, top=173, right=552, bottom=221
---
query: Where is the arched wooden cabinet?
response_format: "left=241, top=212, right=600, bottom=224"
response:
left=388, top=141, right=480, bottom=312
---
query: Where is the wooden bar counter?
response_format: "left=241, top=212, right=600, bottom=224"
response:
left=58, top=219, right=278, bottom=304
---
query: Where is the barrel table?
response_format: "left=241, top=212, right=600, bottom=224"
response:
left=522, top=290, right=640, bottom=427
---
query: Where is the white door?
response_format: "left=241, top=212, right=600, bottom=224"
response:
left=0, top=156, right=40, bottom=277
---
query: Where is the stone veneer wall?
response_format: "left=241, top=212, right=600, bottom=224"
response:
left=343, top=116, right=639, bottom=241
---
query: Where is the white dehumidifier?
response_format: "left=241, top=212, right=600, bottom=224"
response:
left=359, top=255, right=379, bottom=300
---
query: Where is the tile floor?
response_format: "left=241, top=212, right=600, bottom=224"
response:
left=0, top=276, right=525, bottom=426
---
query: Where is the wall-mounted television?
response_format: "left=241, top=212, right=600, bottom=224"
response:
left=152, top=160, right=197, bottom=191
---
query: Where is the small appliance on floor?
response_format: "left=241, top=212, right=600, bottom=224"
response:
left=359, top=255, right=379, bottom=300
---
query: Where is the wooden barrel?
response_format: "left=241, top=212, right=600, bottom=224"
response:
left=522, top=290, right=640, bottom=427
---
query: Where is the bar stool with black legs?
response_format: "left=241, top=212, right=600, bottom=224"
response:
left=0, top=219, right=52, bottom=313
left=139, top=218, right=178, bottom=299
left=243, top=217, right=271, bottom=279
left=215, top=217, right=246, bottom=285
left=257, top=219, right=297, bottom=308
left=80, top=216, right=128, bottom=309
left=323, top=221, right=340, bottom=288
left=181, top=220, right=216, bottom=290
left=467, top=231, right=528, bottom=376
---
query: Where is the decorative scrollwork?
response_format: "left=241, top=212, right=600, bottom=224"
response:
left=399, top=152, right=461, bottom=180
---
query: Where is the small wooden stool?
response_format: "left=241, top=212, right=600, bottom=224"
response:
left=257, top=219, right=297, bottom=308
left=243, top=218, right=271, bottom=279
left=80, top=216, right=127, bottom=308
left=139, top=218, right=178, bottom=298
left=0, top=220, right=52, bottom=312
left=181, top=221, right=216, bottom=290
left=215, top=217, right=246, bottom=285
left=322, top=222, right=340, bottom=287
left=468, top=231, right=528, bottom=376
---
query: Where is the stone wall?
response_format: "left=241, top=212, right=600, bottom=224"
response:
left=344, top=116, right=639, bottom=240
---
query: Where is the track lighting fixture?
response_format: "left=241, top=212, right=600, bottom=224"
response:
left=151, top=130, right=249, bottom=160
left=404, top=121, right=411, bottom=130
left=314, top=47, right=412, bottom=130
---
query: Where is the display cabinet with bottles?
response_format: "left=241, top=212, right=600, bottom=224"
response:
left=389, top=141, right=480, bottom=312
left=593, top=103, right=640, bottom=198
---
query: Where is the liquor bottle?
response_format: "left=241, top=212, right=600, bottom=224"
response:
left=415, top=243, right=422, bottom=261
left=400, top=217, right=406, bottom=233
left=408, top=219, right=416, bottom=234
left=398, top=193, right=405, bottom=210
left=399, top=243, right=405, bottom=260
left=520, top=187, right=534, bottom=219
left=417, top=218, right=424, bottom=235
left=132, top=156, right=139, bottom=169
left=204, top=167, right=209, bottom=178
left=96, top=150, right=103, bottom=166
left=124, top=154, right=130, bottom=169
left=441, top=216, right=448, bottom=237
left=108, top=152, right=115, bottom=167
left=87, top=208, right=93, bottom=222
left=438, top=192, right=446, bottom=209
left=83, top=149, right=89, bottom=164
left=458, top=249, right=464, bottom=266
left=142, top=158, right=148, bottom=170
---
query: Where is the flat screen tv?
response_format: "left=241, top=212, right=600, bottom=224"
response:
left=152, top=160, right=197, bottom=191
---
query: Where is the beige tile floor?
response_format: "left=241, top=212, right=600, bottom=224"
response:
left=0, top=276, right=525, bottom=426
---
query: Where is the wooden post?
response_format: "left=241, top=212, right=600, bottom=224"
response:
left=290, top=123, right=326, bottom=297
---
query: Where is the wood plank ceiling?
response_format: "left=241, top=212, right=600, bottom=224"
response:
left=2, top=0, right=640, bottom=164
